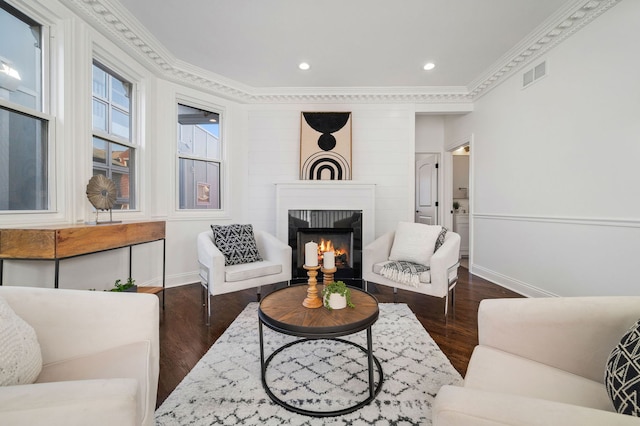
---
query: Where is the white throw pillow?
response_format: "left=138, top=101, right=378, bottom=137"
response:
left=389, top=222, right=443, bottom=266
left=0, top=295, right=43, bottom=386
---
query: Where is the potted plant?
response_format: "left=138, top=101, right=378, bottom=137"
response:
left=111, top=278, right=137, bottom=292
left=322, top=280, right=355, bottom=310
left=453, top=201, right=460, bottom=212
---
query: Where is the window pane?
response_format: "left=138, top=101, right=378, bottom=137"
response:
left=178, top=158, right=220, bottom=209
left=92, top=99, right=107, bottom=132
left=111, top=107, right=130, bottom=140
left=92, top=64, right=107, bottom=98
left=0, top=107, right=48, bottom=210
left=92, top=137, right=106, bottom=164
left=0, top=5, right=42, bottom=110
left=110, top=77, right=130, bottom=111
left=111, top=171, right=130, bottom=209
left=91, top=140, right=134, bottom=209
left=110, top=141, right=130, bottom=168
left=177, top=104, right=220, bottom=159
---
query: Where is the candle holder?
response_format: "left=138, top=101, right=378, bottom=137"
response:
left=321, top=266, right=337, bottom=286
left=302, top=265, right=323, bottom=308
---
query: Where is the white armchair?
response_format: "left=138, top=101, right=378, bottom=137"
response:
left=433, top=296, right=640, bottom=425
left=197, top=229, right=291, bottom=325
left=0, top=286, right=159, bottom=426
left=362, top=225, right=460, bottom=316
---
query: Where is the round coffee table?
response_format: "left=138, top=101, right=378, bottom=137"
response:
left=258, top=284, right=383, bottom=417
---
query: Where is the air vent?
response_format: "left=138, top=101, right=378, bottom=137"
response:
left=522, top=60, right=547, bottom=88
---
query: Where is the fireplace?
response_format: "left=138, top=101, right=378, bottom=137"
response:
left=289, top=210, right=362, bottom=286
left=297, top=228, right=353, bottom=269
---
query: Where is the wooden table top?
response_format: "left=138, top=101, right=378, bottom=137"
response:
left=0, top=221, right=165, bottom=259
left=259, top=284, right=379, bottom=338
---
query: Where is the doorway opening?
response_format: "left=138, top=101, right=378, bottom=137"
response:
left=450, top=143, right=470, bottom=269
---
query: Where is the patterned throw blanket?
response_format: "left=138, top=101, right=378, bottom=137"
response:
left=379, top=261, right=429, bottom=287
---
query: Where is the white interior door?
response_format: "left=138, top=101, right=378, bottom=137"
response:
left=415, top=153, right=439, bottom=224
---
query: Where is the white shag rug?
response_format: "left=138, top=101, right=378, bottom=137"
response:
left=156, top=303, right=462, bottom=425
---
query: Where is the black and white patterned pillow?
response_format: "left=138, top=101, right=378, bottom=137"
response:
left=605, top=319, right=640, bottom=416
left=434, top=227, right=448, bottom=252
left=211, top=224, right=263, bottom=266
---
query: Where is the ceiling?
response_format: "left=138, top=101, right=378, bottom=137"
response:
left=115, top=0, right=579, bottom=91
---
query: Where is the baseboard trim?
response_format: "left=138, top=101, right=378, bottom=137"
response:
left=470, top=264, right=558, bottom=298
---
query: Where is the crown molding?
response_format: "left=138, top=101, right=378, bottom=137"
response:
left=246, top=86, right=472, bottom=105
left=60, top=0, right=619, bottom=105
left=468, top=0, right=622, bottom=99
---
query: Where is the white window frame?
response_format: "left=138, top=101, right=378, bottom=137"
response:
left=89, top=45, right=145, bottom=218
left=91, top=60, right=136, bottom=210
left=173, top=93, right=229, bottom=218
left=0, top=0, right=57, bottom=222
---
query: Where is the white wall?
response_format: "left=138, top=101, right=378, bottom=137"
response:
left=415, top=115, right=445, bottom=152
left=246, top=104, right=417, bottom=238
left=445, top=0, right=640, bottom=297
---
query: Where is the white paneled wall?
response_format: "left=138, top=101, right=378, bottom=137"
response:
left=246, top=105, right=416, bottom=238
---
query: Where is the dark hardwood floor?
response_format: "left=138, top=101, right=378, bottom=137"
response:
left=156, top=266, right=522, bottom=408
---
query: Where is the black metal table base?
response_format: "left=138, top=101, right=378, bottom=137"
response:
left=259, top=325, right=384, bottom=417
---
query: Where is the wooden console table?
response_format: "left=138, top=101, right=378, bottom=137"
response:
left=0, top=221, right=166, bottom=306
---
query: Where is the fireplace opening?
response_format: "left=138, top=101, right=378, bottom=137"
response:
left=288, top=210, right=362, bottom=286
left=297, top=228, right=354, bottom=270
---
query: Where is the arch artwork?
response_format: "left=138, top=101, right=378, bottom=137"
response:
left=300, top=112, right=352, bottom=180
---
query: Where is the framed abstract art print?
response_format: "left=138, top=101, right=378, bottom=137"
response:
left=300, top=112, right=352, bottom=180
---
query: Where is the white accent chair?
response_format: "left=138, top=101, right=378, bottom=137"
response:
left=0, top=286, right=159, bottom=426
left=433, top=296, right=640, bottom=426
left=197, top=229, right=291, bottom=325
left=362, top=227, right=461, bottom=316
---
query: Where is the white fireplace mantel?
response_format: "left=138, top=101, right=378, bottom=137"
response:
left=275, top=182, right=376, bottom=246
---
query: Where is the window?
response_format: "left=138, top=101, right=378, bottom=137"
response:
left=92, top=62, right=134, bottom=209
left=177, top=103, right=221, bottom=210
left=0, top=2, right=48, bottom=211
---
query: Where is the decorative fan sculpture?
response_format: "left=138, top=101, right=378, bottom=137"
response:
left=86, top=175, right=119, bottom=224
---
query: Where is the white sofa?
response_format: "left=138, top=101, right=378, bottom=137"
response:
left=433, top=296, right=640, bottom=425
left=0, top=286, right=159, bottom=426
left=362, top=229, right=460, bottom=316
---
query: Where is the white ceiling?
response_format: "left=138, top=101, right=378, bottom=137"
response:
left=115, top=0, right=579, bottom=91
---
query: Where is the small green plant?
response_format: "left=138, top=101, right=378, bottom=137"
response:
left=453, top=201, right=460, bottom=211
left=111, top=277, right=136, bottom=292
left=321, top=280, right=355, bottom=310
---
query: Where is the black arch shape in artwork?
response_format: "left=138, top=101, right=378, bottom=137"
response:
left=301, top=151, right=351, bottom=180
left=315, top=165, right=336, bottom=180
left=308, top=157, right=343, bottom=180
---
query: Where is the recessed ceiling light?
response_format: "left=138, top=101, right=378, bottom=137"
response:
left=299, top=62, right=310, bottom=71
left=423, top=62, right=436, bottom=71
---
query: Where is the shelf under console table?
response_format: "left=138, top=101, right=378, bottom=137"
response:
left=0, top=221, right=166, bottom=306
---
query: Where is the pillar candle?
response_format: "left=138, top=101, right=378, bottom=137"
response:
left=323, top=251, right=335, bottom=269
left=305, top=241, right=318, bottom=266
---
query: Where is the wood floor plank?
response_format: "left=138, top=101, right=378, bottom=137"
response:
left=156, top=266, right=522, bottom=407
